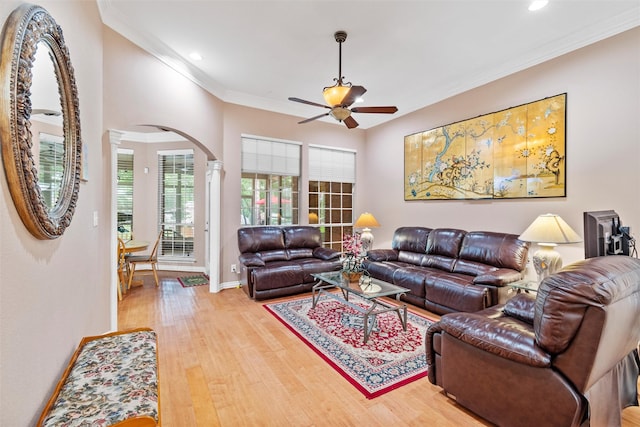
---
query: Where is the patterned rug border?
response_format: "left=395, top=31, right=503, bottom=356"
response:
left=177, top=275, right=209, bottom=288
left=264, top=293, right=437, bottom=399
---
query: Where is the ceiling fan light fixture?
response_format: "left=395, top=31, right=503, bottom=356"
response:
left=323, top=85, right=351, bottom=107
left=330, top=107, right=351, bottom=121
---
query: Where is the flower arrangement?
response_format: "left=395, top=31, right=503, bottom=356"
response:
left=343, top=232, right=364, bottom=258
left=342, top=233, right=365, bottom=282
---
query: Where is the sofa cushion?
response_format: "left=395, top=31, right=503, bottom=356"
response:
left=392, top=267, right=427, bottom=298
left=426, top=228, right=466, bottom=258
left=473, top=268, right=524, bottom=286
left=424, top=272, right=488, bottom=313
left=453, top=259, right=497, bottom=276
left=313, top=246, right=341, bottom=260
left=421, top=254, right=457, bottom=272
left=392, top=226, right=431, bottom=252
left=238, top=253, right=265, bottom=267
left=252, top=262, right=304, bottom=291
left=238, top=226, right=285, bottom=253
left=397, top=250, right=429, bottom=266
left=286, top=248, right=315, bottom=260
left=297, top=258, right=343, bottom=282
left=258, top=249, right=288, bottom=263
left=366, top=249, right=398, bottom=262
left=284, top=226, right=321, bottom=249
left=459, top=231, right=529, bottom=271
left=362, top=260, right=406, bottom=283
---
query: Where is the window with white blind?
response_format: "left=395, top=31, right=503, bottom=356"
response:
left=241, top=135, right=301, bottom=225
left=116, top=149, right=134, bottom=241
left=308, top=145, right=356, bottom=251
left=38, top=133, right=64, bottom=210
left=158, top=149, right=194, bottom=258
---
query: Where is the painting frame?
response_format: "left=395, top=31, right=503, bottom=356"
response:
left=404, top=93, right=567, bottom=201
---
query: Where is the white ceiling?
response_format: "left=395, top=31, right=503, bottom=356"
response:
left=97, top=1, right=640, bottom=129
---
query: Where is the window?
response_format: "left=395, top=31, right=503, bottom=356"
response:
left=158, top=150, right=194, bottom=258
left=38, top=133, right=64, bottom=210
left=116, top=149, right=134, bottom=240
left=241, top=136, right=301, bottom=225
left=308, top=145, right=356, bottom=251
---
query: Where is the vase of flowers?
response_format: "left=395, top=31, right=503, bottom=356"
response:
left=342, top=233, right=365, bottom=282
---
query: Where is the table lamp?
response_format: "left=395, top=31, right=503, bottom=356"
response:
left=518, top=213, right=582, bottom=282
left=354, top=212, right=380, bottom=255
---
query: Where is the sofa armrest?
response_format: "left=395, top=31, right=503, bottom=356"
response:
left=435, top=311, right=551, bottom=367
left=473, top=268, right=523, bottom=286
left=313, top=246, right=340, bottom=260
left=239, top=253, right=265, bottom=267
left=503, top=293, right=536, bottom=324
left=366, top=249, right=398, bottom=262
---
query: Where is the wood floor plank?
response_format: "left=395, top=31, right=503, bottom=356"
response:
left=118, top=272, right=640, bottom=426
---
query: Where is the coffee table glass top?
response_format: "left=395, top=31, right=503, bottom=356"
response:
left=312, top=271, right=409, bottom=299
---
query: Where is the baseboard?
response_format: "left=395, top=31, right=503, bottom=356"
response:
left=133, top=263, right=205, bottom=273
left=220, top=281, right=241, bottom=290
left=159, top=264, right=204, bottom=273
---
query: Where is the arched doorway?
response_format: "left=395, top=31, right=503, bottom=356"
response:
left=108, top=127, right=222, bottom=330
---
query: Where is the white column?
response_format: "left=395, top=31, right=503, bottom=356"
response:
left=108, top=130, right=125, bottom=331
left=207, top=160, right=223, bottom=293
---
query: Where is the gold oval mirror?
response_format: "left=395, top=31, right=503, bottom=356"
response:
left=0, top=4, right=81, bottom=239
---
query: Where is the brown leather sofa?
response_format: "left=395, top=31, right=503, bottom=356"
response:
left=237, top=226, right=342, bottom=300
left=426, top=255, right=640, bottom=427
left=362, top=227, right=530, bottom=314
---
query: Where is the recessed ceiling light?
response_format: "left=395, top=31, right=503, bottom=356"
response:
left=189, top=52, right=203, bottom=61
left=528, top=0, right=548, bottom=11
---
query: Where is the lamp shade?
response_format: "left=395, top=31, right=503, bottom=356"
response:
left=323, top=85, right=351, bottom=107
left=519, top=213, right=582, bottom=244
left=354, top=212, right=380, bottom=229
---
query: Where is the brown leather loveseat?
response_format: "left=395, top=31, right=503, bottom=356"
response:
left=426, top=255, right=640, bottom=427
left=362, top=227, right=530, bottom=314
left=237, top=226, right=342, bottom=300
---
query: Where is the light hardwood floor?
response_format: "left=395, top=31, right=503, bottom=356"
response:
left=118, top=272, right=640, bottom=427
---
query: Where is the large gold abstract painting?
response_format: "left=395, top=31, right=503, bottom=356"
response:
left=404, top=93, right=566, bottom=200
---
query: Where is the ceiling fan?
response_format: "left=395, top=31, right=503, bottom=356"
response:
left=288, top=31, right=398, bottom=129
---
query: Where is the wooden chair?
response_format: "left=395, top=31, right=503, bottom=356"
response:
left=117, top=238, right=129, bottom=300
left=127, top=231, right=162, bottom=290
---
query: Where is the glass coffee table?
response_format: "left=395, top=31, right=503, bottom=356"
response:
left=311, top=271, right=410, bottom=343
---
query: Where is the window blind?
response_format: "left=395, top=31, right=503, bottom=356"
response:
left=242, top=136, right=301, bottom=176
left=117, top=149, right=134, bottom=237
left=309, top=145, right=356, bottom=183
left=158, top=149, right=195, bottom=257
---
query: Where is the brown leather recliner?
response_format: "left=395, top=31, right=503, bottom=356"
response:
left=237, top=226, right=342, bottom=300
left=426, top=255, right=640, bottom=427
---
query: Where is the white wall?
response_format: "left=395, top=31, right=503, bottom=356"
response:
left=364, top=27, right=640, bottom=272
left=0, top=1, right=107, bottom=425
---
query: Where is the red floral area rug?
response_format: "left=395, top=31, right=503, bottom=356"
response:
left=264, top=292, right=436, bottom=399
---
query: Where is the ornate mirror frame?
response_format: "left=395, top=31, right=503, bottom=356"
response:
left=0, top=4, right=81, bottom=239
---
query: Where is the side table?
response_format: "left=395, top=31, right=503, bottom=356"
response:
left=506, top=280, right=539, bottom=298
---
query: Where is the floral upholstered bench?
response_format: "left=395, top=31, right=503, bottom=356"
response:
left=37, top=328, right=160, bottom=427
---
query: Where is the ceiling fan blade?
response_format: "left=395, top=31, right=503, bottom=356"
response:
left=341, top=85, right=367, bottom=106
left=298, top=112, right=330, bottom=124
left=288, top=97, right=330, bottom=109
left=351, top=106, right=398, bottom=114
left=343, top=115, right=359, bottom=129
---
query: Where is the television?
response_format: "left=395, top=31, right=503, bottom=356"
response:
left=583, top=210, right=631, bottom=258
